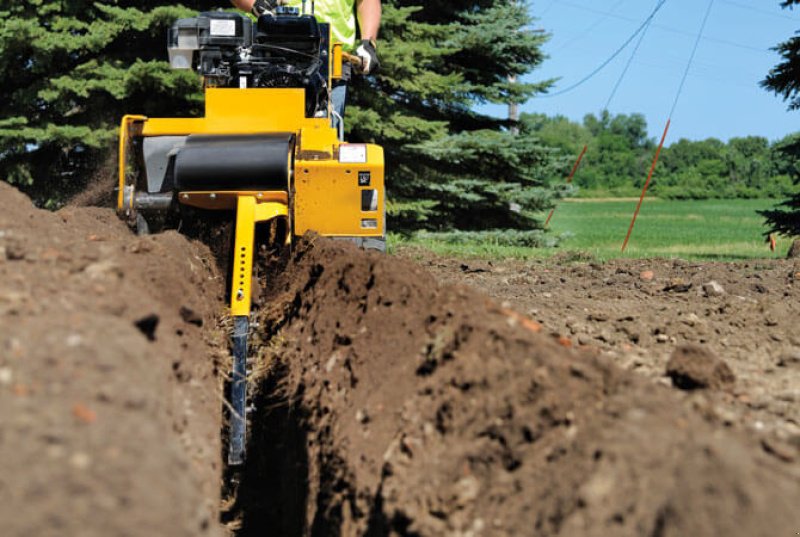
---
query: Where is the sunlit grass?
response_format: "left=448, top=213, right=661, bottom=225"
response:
left=391, top=199, right=794, bottom=262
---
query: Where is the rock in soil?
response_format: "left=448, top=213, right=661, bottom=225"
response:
left=702, top=280, right=726, bottom=297
left=667, top=344, right=736, bottom=391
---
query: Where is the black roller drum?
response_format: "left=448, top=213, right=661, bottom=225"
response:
left=174, top=134, right=294, bottom=191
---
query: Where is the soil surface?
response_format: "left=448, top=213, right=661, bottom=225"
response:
left=0, top=183, right=226, bottom=536
left=404, top=250, right=800, bottom=444
left=225, top=238, right=800, bottom=536
left=2, top=179, right=799, bottom=537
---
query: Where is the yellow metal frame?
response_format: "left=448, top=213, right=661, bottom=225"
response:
left=231, top=195, right=289, bottom=316
left=332, top=43, right=344, bottom=79
left=117, top=115, right=146, bottom=213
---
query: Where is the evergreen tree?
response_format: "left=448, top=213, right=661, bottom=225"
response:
left=761, top=0, right=800, bottom=236
left=0, top=1, right=218, bottom=206
left=348, top=0, right=556, bottom=230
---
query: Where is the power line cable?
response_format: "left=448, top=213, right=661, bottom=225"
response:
left=553, top=0, right=627, bottom=53
left=669, top=0, right=715, bottom=118
left=557, top=1, right=770, bottom=54
left=718, top=0, right=800, bottom=21
left=604, top=1, right=657, bottom=110
left=541, top=0, right=668, bottom=98
left=622, top=0, right=717, bottom=252
left=538, top=0, right=558, bottom=17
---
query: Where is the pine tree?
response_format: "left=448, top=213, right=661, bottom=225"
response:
left=0, top=1, right=216, bottom=206
left=348, top=0, right=557, bottom=231
left=761, top=0, right=800, bottom=236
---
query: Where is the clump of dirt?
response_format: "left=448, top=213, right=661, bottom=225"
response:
left=0, top=183, right=226, bottom=536
left=231, top=237, right=800, bottom=536
left=667, top=344, right=736, bottom=391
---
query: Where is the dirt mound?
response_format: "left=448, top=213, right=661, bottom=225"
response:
left=231, top=238, right=800, bottom=536
left=0, top=183, right=226, bottom=536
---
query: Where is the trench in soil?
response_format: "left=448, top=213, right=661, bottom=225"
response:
left=208, top=236, right=800, bottom=537
left=210, top=224, right=316, bottom=536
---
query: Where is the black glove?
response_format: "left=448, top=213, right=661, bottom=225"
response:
left=251, top=0, right=280, bottom=16
left=355, top=39, right=380, bottom=75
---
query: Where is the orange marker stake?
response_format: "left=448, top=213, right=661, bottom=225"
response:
left=621, top=119, right=671, bottom=253
left=545, top=144, right=588, bottom=229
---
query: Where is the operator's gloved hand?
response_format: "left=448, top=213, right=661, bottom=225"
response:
left=355, top=39, right=380, bottom=75
left=251, top=0, right=283, bottom=16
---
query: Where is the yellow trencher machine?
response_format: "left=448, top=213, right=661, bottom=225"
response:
left=116, top=7, right=385, bottom=465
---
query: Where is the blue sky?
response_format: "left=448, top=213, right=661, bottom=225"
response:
left=481, top=0, right=800, bottom=144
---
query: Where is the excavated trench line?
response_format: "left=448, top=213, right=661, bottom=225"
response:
left=223, top=237, right=800, bottom=537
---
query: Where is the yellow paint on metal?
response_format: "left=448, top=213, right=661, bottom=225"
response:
left=332, top=43, right=343, bottom=79
left=117, top=115, right=147, bottom=212
left=230, top=195, right=289, bottom=317
left=179, top=191, right=288, bottom=211
left=141, top=89, right=338, bottom=153
left=294, top=145, right=385, bottom=237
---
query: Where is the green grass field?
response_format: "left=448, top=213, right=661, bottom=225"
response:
left=391, top=198, right=794, bottom=261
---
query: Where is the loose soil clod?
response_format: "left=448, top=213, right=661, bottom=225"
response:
left=666, top=344, right=736, bottom=391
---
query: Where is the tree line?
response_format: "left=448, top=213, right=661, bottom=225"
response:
left=522, top=110, right=799, bottom=201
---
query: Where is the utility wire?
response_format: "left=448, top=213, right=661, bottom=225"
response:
left=559, top=1, right=770, bottom=54
left=669, top=0, right=715, bottom=118
left=538, top=0, right=558, bottom=18
left=718, top=0, right=800, bottom=21
left=604, top=1, right=657, bottom=110
left=553, top=0, right=627, bottom=54
left=541, top=0, right=667, bottom=98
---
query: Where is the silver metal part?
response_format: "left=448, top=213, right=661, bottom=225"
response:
left=121, top=185, right=135, bottom=215
left=135, top=213, right=151, bottom=236
left=331, top=110, right=345, bottom=141
left=228, top=316, right=249, bottom=466
left=332, top=236, right=386, bottom=252
left=143, top=136, right=188, bottom=193
left=133, top=192, right=175, bottom=211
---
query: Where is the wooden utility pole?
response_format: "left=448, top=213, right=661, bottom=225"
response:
left=508, top=75, right=519, bottom=135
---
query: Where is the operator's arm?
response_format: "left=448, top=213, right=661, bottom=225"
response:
left=357, top=0, right=381, bottom=41
left=230, top=0, right=255, bottom=11
left=355, top=0, right=381, bottom=73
